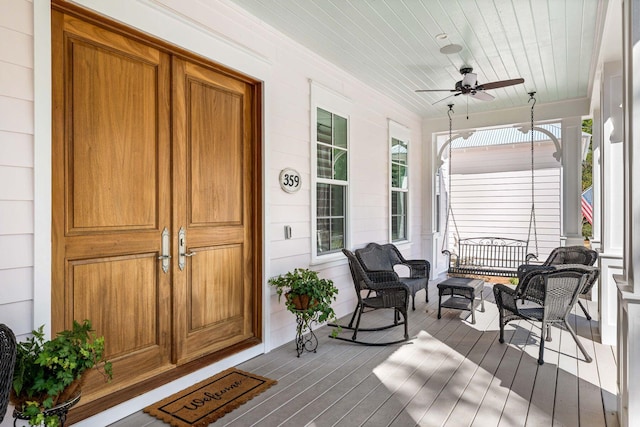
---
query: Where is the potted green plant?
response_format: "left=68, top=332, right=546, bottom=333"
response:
left=11, top=319, right=113, bottom=427
left=268, top=268, right=339, bottom=335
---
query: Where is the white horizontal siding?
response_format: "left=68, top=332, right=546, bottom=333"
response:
left=448, top=168, right=561, bottom=262
left=0, top=7, right=34, bottom=425
left=0, top=61, right=34, bottom=101
left=0, top=131, right=33, bottom=167
left=0, top=26, right=33, bottom=68
left=0, top=97, right=33, bottom=134
left=0, top=0, right=33, bottom=35
left=451, top=140, right=560, bottom=174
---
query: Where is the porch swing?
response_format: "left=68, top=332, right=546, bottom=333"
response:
left=442, top=92, right=539, bottom=278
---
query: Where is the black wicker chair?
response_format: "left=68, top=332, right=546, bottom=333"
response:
left=330, top=249, right=410, bottom=345
left=494, top=264, right=600, bottom=365
left=355, top=242, right=430, bottom=311
left=0, top=324, right=17, bottom=423
left=518, top=246, right=598, bottom=319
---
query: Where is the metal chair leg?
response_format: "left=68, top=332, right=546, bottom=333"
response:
left=564, top=319, right=593, bottom=363
left=538, top=321, right=547, bottom=365
left=577, top=300, right=592, bottom=320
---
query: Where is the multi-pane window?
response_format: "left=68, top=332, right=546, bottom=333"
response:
left=391, top=137, right=408, bottom=242
left=316, top=107, right=348, bottom=255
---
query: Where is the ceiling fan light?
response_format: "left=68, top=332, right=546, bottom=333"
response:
left=439, top=43, right=462, bottom=55
left=461, top=72, right=477, bottom=87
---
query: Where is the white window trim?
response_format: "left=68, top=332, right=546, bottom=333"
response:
left=310, top=80, right=352, bottom=264
left=388, top=119, right=411, bottom=244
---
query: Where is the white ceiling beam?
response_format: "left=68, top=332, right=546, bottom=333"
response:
left=423, top=97, right=591, bottom=133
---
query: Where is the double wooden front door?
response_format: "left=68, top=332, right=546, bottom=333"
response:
left=52, top=8, right=261, bottom=412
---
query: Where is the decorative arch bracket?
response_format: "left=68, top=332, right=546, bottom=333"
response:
left=517, top=125, right=562, bottom=162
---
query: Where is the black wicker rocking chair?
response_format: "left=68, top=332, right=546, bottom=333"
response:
left=0, top=324, right=17, bottom=423
left=330, top=249, right=410, bottom=346
left=494, top=264, right=599, bottom=365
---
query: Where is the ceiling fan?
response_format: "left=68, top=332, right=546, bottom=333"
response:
left=416, top=66, right=525, bottom=104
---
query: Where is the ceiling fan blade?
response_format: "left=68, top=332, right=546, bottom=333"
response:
left=415, top=89, right=458, bottom=93
left=477, top=78, right=525, bottom=90
left=461, top=72, right=477, bottom=88
left=431, top=93, right=457, bottom=105
left=470, top=91, right=494, bottom=101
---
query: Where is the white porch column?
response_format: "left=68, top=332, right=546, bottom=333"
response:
left=598, top=62, right=624, bottom=346
left=560, top=117, right=586, bottom=246
left=591, top=108, right=601, bottom=253
left=617, top=0, right=640, bottom=425
left=422, top=122, right=446, bottom=280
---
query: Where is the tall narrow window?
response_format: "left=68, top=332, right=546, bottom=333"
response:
left=316, top=107, right=348, bottom=255
left=389, top=121, right=410, bottom=242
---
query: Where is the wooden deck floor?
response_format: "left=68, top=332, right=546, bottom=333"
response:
left=111, top=281, right=618, bottom=427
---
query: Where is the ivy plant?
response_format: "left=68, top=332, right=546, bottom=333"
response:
left=12, top=320, right=113, bottom=427
left=268, top=268, right=339, bottom=335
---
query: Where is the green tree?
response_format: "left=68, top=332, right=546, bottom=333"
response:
left=582, top=119, right=593, bottom=191
left=581, top=119, right=593, bottom=238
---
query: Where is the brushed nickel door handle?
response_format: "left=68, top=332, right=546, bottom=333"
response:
left=158, top=227, right=170, bottom=273
left=178, top=227, right=195, bottom=270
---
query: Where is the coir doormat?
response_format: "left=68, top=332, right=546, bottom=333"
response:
left=144, top=368, right=277, bottom=426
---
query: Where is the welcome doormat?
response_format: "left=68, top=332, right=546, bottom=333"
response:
left=144, top=368, right=277, bottom=426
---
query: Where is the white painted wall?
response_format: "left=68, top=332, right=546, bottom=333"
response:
left=449, top=168, right=561, bottom=264
left=0, top=0, right=34, bottom=338
left=1, top=0, right=425, bottom=424
left=0, top=1, right=35, bottom=424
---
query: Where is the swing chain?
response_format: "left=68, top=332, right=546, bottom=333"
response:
left=442, top=104, right=460, bottom=255
left=528, top=91, right=539, bottom=258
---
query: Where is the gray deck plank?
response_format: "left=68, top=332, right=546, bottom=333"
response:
left=332, top=316, right=472, bottom=426
left=587, top=300, right=619, bottom=427
left=524, top=313, right=561, bottom=427
left=575, top=304, right=608, bottom=427
left=401, top=289, right=499, bottom=427
left=108, top=283, right=616, bottom=427
left=365, top=324, right=482, bottom=426
left=552, top=312, right=581, bottom=427
left=470, top=319, right=536, bottom=427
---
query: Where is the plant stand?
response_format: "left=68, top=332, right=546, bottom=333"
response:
left=13, top=392, right=81, bottom=427
left=295, top=312, right=318, bottom=357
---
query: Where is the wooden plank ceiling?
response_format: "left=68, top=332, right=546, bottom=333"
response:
left=228, top=0, right=606, bottom=119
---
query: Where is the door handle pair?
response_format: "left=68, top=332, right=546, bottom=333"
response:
left=158, top=227, right=197, bottom=273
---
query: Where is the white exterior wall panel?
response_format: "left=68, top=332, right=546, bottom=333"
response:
left=0, top=0, right=34, bottom=346
left=449, top=168, right=561, bottom=263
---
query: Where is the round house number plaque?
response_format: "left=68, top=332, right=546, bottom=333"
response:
left=279, top=168, right=301, bottom=193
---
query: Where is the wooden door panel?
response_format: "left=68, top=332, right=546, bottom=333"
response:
left=70, top=42, right=159, bottom=231
left=69, top=254, right=173, bottom=402
left=173, top=57, right=256, bottom=364
left=52, top=10, right=172, bottom=406
left=189, top=81, right=243, bottom=225
left=71, top=255, right=159, bottom=358
left=190, top=244, right=244, bottom=328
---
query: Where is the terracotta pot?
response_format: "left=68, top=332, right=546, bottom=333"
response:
left=286, top=293, right=317, bottom=310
